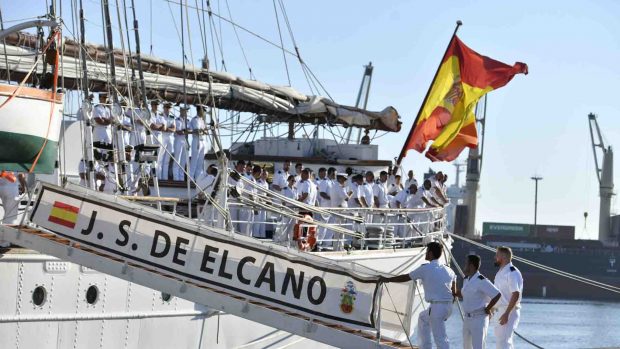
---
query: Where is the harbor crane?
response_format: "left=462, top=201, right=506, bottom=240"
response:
left=588, top=113, right=615, bottom=246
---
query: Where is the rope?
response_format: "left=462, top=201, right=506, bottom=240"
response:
left=449, top=233, right=620, bottom=294
left=383, top=284, right=415, bottom=349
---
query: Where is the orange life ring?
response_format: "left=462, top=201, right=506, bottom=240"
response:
left=0, top=171, right=16, bottom=183
left=293, top=214, right=317, bottom=251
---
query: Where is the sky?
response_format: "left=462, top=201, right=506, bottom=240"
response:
left=4, top=0, right=620, bottom=239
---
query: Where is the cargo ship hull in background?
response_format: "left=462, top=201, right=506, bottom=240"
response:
left=451, top=222, right=620, bottom=301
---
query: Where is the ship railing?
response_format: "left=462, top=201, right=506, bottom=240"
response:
left=222, top=201, right=447, bottom=251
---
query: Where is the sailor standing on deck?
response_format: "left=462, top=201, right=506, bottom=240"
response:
left=493, top=246, right=523, bottom=349
left=454, top=255, right=501, bottom=349
left=172, top=106, right=189, bottom=181
left=252, top=168, right=269, bottom=238
left=228, top=160, right=246, bottom=234
left=92, top=93, right=113, bottom=163
left=189, top=105, right=208, bottom=180
left=160, top=102, right=176, bottom=180
left=272, top=160, right=291, bottom=193
left=276, top=175, right=297, bottom=245
left=150, top=100, right=166, bottom=182
left=383, top=241, right=456, bottom=349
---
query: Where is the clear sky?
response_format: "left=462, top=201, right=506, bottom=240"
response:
left=4, top=0, right=620, bottom=239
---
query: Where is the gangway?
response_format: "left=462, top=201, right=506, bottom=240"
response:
left=0, top=183, right=417, bottom=349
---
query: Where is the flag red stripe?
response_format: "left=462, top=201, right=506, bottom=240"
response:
left=52, top=201, right=79, bottom=213
left=444, top=36, right=528, bottom=90
left=48, top=215, right=76, bottom=228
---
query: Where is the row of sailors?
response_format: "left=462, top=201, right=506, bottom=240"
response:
left=82, top=93, right=210, bottom=186
left=223, top=160, right=449, bottom=242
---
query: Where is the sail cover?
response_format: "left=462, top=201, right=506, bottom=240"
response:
left=0, top=32, right=401, bottom=132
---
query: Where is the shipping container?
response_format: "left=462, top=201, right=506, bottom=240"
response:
left=534, top=224, right=575, bottom=240
left=482, top=222, right=531, bottom=237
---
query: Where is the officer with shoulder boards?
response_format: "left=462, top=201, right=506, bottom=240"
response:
left=453, top=254, right=501, bottom=349
left=493, top=246, right=523, bottom=349
left=383, top=241, right=456, bottom=349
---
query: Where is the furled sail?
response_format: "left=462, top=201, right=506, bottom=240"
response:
left=0, top=32, right=401, bottom=132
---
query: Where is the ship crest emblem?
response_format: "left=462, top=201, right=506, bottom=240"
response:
left=340, top=281, right=357, bottom=314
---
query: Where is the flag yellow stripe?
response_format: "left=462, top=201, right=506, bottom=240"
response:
left=49, top=207, right=78, bottom=223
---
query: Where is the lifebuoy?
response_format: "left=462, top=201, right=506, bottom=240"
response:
left=293, top=214, right=317, bottom=251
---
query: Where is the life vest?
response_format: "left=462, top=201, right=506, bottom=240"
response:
left=293, top=214, right=317, bottom=252
left=0, top=171, right=16, bottom=183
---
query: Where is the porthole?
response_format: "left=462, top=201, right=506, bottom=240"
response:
left=161, top=292, right=172, bottom=302
left=86, top=285, right=99, bottom=305
left=32, top=286, right=47, bottom=306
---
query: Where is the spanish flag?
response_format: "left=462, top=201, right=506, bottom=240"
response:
left=400, top=35, right=527, bottom=162
left=48, top=201, right=79, bottom=228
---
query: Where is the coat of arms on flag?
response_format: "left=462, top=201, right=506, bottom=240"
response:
left=47, top=201, right=79, bottom=228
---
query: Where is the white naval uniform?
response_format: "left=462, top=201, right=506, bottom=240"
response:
left=328, top=183, right=348, bottom=248
left=393, top=189, right=412, bottom=238
left=228, top=175, right=245, bottom=235
left=272, top=169, right=289, bottom=192
left=129, top=108, right=147, bottom=146
left=405, top=177, right=418, bottom=190
left=276, top=185, right=297, bottom=245
left=360, top=182, right=374, bottom=208
left=493, top=263, right=523, bottom=349
left=347, top=182, right=361, bottom=208
left=252, top=178, right=269, bottom=238
left=172, top=116, right=188, bottom=181
left=151, top=113, right=166, bottom=168
left=92, top=104, right=112, bottom=144
left=316, top=177, right=332, bottom=244
left=462, top=272, right=501, bottom=349
left=297, top=180, right=312, bottom=205
left=189, top=116, right=207, bottom=180
left=409, top=259, right=455, bottom=349
left=160, top=113, right=176, bottom=180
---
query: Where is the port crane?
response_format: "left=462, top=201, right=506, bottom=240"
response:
left=588, top=113, right=615, bottom=246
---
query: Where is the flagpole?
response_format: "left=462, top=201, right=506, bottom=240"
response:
left=395, top=20, right=463, bottom=167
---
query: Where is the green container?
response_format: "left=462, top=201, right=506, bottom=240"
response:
left=482, top=222, right=531, bottom=237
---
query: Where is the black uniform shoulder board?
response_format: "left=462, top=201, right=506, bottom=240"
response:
left=277, top=170, right=282, bottom=174
left=478, top=275, right=485, bottom=280
left=510, top=266, right=516, bottom=272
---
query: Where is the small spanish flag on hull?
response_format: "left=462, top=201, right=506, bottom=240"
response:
left=48, top=201, right=79, bottom=228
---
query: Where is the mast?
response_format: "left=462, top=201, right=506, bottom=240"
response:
left=78, top=0, right=97, bottom=190
left=102, top=0, right=119, bottom=105
left=130, top=0, right=149, bottom=109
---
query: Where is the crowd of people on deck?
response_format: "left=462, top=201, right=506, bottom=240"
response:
left=220, top=159, right=451, bottom=246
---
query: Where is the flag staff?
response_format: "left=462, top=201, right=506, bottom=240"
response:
left=396, top=20, right=462, bottom=166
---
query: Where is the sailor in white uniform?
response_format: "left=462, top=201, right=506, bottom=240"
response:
left=272, top=160, right=291, bottom=193
left=228, top=161, right=247, bottom=235
left=384, top=241, right=456, bottom=349
left=276, top=175, right=297, bottom=245
left=189, top=105, right=208, bottom=180
left=172, top=106, right=189, bottom=181
left=493, top=246, right=524, bottom=349
left=328, top=173, right=350, bottom=249
left=149, top=100, right=166, bottom=179
left=160, top=102, right=176, bottom=180
left=92, top=93, right=113, bottom=162
left=297, top=169, right=313, bottom=205
left=393, top=184, right=414, bottom=238
left=316, top=167, right=332, bottom=245
left=455, top=254, right=501, bottom=349
left=252, top=169, right=269, bottom=238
